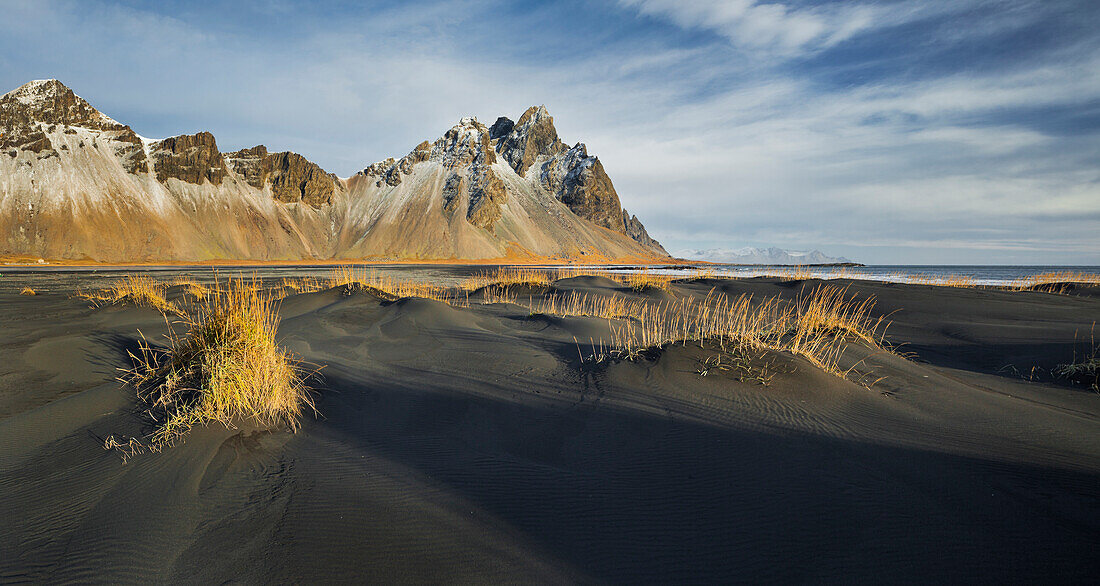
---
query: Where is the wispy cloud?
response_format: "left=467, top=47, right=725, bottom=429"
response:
left=1, top=0, right=1097, bottom=263
left=618, top=0, right=877, bottom=56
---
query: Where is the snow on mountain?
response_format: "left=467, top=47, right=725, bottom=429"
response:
left=0, top=80, right=667, bottom=262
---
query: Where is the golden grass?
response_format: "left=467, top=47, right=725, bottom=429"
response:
left=121, top=277, right=314, bottom=448
left=1027, top=271, right=1100, bottom=285
left=531, top=284, right=890, bottom=379
left=748, top=265, right=857, bottom=282
left=480, top=285, right=521, bottom=305
left=462, top=267, right=555, bottom=290
left=280, top=275, right=327, bottom=295
left=685, top=268, right=717, bottom=281
left=872, top=270, right=1100, bottom=291
left=464, top=266, right=681, bottom=293
left=762, top=265, right=817, bottom=281
left=901, top=273, right=981, bottom=288
left=528, top=289, right=646, bottom=321
left=78, top=275, right=180, bottom=315
left=329, top=266, right=465, bottom=305
left=19, top=286, right=36, bottom=296
left=1010, top=272, right=1100, bottom=293
left=170, top=276, right=209, bottom=300
left=623, top=269, right=673, bottom=292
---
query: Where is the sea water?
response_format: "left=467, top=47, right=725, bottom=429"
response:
left=645, top=264, right=1100, bottom=286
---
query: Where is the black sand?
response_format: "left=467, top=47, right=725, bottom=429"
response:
left=1, top=271, right=1098, bottom=583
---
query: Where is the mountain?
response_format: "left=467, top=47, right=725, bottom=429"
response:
left=0, top=80, right=667, bottom=262
left=677, top=247, right=852, bottom=265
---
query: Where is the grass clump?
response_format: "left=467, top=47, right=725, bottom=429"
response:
left=535, top=285, right=891, bottom=382
left=462, top=267, right=555, bottom=291
left=330, top=266, right=464, bottom=305
left=170, top=276, right=209, bottom=301
left=280, top=276, right=326, bottom=295
left=623, top=269, right=673, bottom=292
left=19, top=286, right=36, bottom=296
left=685, top=268, right=717, bottom=281
left=1056, top=327, right=1099, bottom=392
left=79, top=275, right=179, bottom=315
left=464, top=266, right=681, bottom=293
left=122, top=277, right=314, bottom=448
left=1024, top=271, right=1100, bottom=287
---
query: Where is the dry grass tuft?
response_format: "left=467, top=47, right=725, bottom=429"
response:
left=532, top=284, right=891, bottom=381
left=465, top=266, right=680, bottom=293
left=685, top=268, right=717, bottom=281
left=902, top=273, right=981, bottom=288
left=280, top=276, right=327, bottom=295
left=528, top=289, right=645, bottom=321
left=1056, top=327, right=1099, bottom=392
left=170, top=277, right=209, bottom=300
left=1026, top=271, right=1100, bottom=286
left=79, top=275, right=180, bottom=315
left=329, top=266, right=465, bottom=305
left=479, top=285, right=521, bottom=305
left=463, top=267, right=555, bottom=291
left=1010, top=271, right=1100, bottom=293
left=762, top=265, right=817, bottom=281
left=883, top=270, right=1100, bottom=291
left=19, top=286, right=36, bottom=296
left=623, top=269, right=673, bottom=292
left=121, top=277, right=315, bottom=448
left=119, top=274, right=316, bottom=448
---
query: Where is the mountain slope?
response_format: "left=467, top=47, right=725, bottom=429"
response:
left=0, top=80, right=666, bottom=262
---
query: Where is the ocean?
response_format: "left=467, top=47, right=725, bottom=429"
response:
left=640, top=264, right=1100, bottom=286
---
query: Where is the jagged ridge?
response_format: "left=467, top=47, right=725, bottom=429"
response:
left=0, top=80, right=666, bottom=262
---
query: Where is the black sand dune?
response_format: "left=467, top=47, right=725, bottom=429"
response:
left=1, top=272, right=1099, bottom=583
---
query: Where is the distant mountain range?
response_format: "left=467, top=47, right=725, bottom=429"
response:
left=0, top=79, right=666, bottom=262
left=677, top=247, right=853, bottom=265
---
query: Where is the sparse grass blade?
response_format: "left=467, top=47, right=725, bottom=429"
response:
left=78, top=275, right=180, bottom=315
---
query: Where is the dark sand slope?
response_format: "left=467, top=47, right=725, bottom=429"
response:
left=1, top=278, right=1099, bottom=583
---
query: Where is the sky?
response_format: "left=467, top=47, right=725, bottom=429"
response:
left=1, top=0, right=1098, bottom=264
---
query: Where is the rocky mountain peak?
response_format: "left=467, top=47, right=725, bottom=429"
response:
left=150, top=132, right=228, bottom=186
left=357, top=116, right=506, bottom=229
left=1, top=79, right=123, bottom=131
left=488, top=116, right=514, bottom=140
left=494, top=105, right=565, bottom=176
left=489, top=106, right=637, bottom=238
left=0, top=79, right=666, bottom=261
left=336, top=103, right=664, bottom=250
left=439, top=116, right=496, bottom=168
left=1, top=79, right=145, bottom=165
left=358, top=116, right=496, bottom=186
left=225, top=146, right=343, bottom=207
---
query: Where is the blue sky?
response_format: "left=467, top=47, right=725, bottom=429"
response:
left=2, top=0, right=1098, bottom=263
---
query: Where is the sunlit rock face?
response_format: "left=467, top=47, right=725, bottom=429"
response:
left=0, top=79, right=667, bottom=261
left=227, top=146, right=343, bottom=207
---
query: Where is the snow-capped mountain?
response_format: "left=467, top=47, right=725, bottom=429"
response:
left=677, top=247, right=852, bottom=265
left=0, top=80, right=666, bottom=262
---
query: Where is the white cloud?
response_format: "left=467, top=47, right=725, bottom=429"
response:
left=1, top=0, right=1097, bottom=263
left=618, top=0, right=878, bottom=56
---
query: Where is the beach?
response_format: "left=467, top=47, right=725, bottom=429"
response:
left=1, top=269, right=1098, bottom=582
